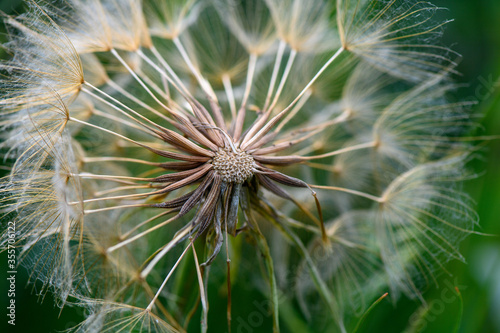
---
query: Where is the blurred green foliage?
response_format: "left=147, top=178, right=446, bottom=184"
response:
left=0, top=0, right=499, bottom=332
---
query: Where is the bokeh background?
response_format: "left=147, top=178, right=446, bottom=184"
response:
left=0, top=0, right=499, bottom=332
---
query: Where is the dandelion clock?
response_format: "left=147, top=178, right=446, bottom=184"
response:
left=0, top=0, right=479, bottom=332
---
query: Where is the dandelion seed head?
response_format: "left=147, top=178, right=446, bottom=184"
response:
left=212, top=147, right=255, bottom=183
left=0, top=0, right=480, bottom=332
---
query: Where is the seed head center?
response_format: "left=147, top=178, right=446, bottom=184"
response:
left=212, top=147, right=255, bottom=183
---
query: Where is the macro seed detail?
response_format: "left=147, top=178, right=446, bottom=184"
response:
left=0, top=1, right=479, bottom=332
left=212, top=147, right=255, bottom=183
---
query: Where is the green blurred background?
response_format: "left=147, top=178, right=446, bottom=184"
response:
left=0, top=0, right=499, bottom=332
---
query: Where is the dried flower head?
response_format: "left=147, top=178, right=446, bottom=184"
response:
left=0, top=0, right=478, bottom=332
